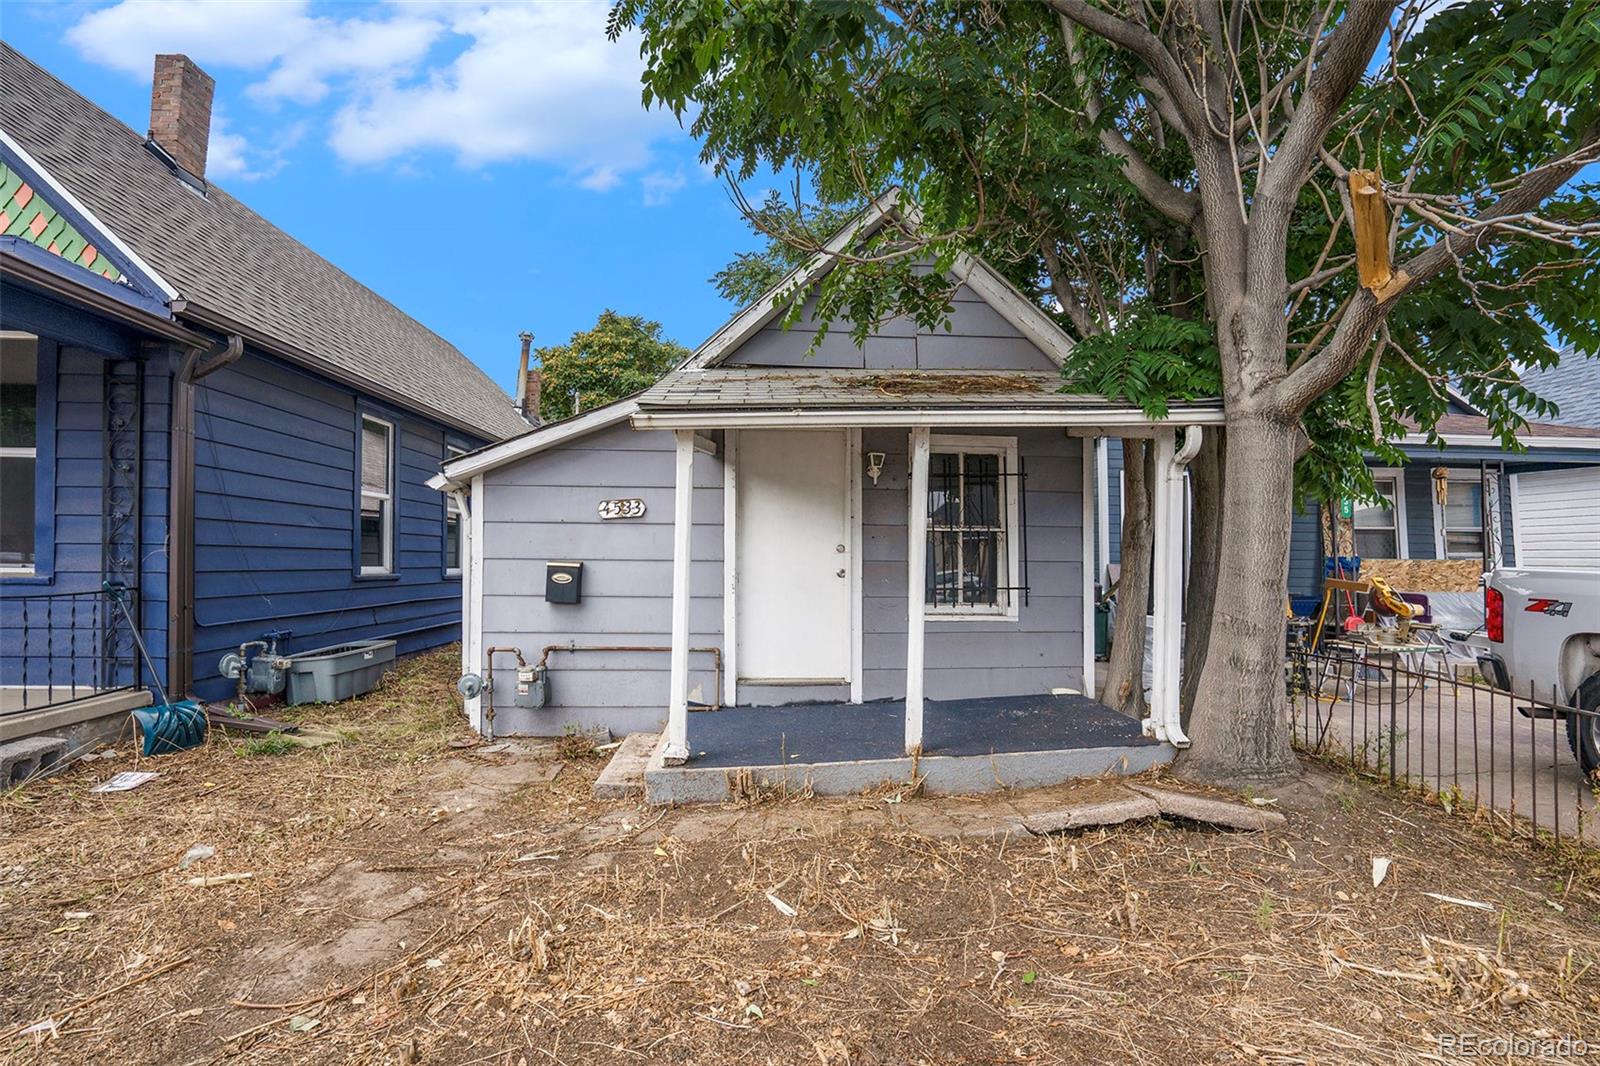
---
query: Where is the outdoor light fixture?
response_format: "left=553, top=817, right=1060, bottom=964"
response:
left=866, top=451, right=886, bottom=485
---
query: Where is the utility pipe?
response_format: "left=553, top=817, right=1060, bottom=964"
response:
left=481, top=646, right=527, bottom=741
left=536, top=643, right=724, bottom=712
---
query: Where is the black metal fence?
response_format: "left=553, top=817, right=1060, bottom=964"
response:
left=1, top=587, right=139, bottom=715
left=1288, top=647, right=1600, bottom=850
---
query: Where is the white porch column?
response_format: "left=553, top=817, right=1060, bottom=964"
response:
left=1080, top=435, right=1097, bottom=696
left=904, top=426, right=931, bottom=753
left=664, top=429, right=695, bottom=763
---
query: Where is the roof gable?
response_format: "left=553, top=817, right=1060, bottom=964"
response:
left=686, top=190, right=1075, bottom=372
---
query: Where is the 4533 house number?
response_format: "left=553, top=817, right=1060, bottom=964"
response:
left=597, top=498, right=647, bottom=520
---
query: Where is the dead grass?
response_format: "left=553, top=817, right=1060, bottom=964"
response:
left=3, top=647, right=1598, bottom=1064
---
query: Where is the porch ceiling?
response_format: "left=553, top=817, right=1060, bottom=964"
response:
left=632, top=368, right=1224, bottom=429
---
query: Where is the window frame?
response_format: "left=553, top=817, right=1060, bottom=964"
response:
left=1352, top=466, right=1408, bottom=560
left=1432, top=467, right=1489, bottom=561
left=923, top=434, right=1021, bottom=622
left=356, top=412, right=396, bottom=578
left=442, top=443, right=466, bottom=578
left=0, top=332, right=54, bottom=583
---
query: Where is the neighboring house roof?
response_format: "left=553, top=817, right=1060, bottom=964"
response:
left=683, top=188, right=1077, bottom=371
left=1397, top=411, right=1600, bottom=454
left=0, top=43, right=527, bottom=441
left=1520, top=348, right=1600, bottom=430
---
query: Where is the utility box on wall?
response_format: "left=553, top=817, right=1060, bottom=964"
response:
left=545, top=561, right=583, bottom=604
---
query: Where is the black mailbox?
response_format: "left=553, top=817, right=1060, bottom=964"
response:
left=545, top=561, right=583, bottom=604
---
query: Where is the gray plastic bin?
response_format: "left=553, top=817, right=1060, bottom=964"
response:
left=284, top=639, right=397, bottom=705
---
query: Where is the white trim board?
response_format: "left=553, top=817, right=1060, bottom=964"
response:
left=633, top=408, right=1225, bottom=431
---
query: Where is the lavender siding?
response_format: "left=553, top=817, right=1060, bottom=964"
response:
left=475, top=423, right=1086, bottom=737
left=727, top=283, right=1056, bottom=371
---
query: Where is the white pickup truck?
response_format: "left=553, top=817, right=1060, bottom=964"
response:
left=1479, top=568, right=1600, bottom=775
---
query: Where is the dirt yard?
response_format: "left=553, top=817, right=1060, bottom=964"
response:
left=3, top=648, right=1598, bottom=1065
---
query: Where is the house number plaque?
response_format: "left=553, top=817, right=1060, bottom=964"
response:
left=597, top=498, right=647, bottom=520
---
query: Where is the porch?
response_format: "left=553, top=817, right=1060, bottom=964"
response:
left=643, top=692, right=1172, bottom=804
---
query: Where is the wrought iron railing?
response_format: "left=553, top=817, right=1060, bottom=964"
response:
left=1288, top=646, right=1599, bottom=850
left=1, top=587, right=139, bottom=714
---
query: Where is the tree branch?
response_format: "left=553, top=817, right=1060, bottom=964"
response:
left=1280, top=119, right=1600, bottom=411
left=1058, top=16, right=1200, bottom=225
left=1046, top=0, right=1209, bottom=136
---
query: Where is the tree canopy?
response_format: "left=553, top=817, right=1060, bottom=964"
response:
left=535, top=310, right=688, bottom=423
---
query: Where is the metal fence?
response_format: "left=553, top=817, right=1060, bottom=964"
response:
left=1288, top=647, right=1599, bottom=850
left=1, top=587, right=139, bottom=715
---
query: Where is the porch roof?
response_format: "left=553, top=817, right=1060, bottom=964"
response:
left=631, top=367, right=1225, bottom=429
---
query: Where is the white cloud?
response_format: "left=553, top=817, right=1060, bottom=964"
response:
left=65, top=0, right=684, bottom=191
left=205, top=112, right=301, bottom=182
left=640, top=169, right=687, bottom=206
left=327, top=3, right=677, bottom=175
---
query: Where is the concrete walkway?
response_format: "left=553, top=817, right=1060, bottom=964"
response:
left=1292, top=673, right=1599, bottom=845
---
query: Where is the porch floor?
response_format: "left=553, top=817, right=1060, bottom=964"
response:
left=684, top=692, right=1156, bottom=767
left=646, top=693, right=1172, bottom=804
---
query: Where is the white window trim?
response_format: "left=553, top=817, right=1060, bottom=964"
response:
left=0, top=433, right=37, bottom=576
left=360, top=414, right=395, bottom=576
left=924, top=433, right=1021, bottom=622
left=1355, top=467, right=1409, bottom=559
left=443, top=445, right=466, bottom=576
left=1431, top=467, right=1486, bottom=560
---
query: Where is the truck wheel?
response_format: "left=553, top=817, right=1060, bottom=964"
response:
left=1568, top=673, right=1600, bottom=777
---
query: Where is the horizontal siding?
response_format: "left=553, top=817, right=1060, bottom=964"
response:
left=187, top=349, right=483, bottom=700
left=727, top=283, right=1057, bottom=371
left=480, top=424, right=722, bottom=737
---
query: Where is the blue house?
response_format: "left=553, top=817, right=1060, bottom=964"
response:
left=1092, top=357, right=1600, bottom=617
left=1, top=46, right=526, bottom=742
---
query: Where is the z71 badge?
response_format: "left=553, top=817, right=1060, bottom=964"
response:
left=1525, top=598, right=1572, bottom=617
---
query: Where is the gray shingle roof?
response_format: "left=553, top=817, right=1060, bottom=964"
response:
left=0, top=43, right=527, bottom=441
left=637, top=367, right=1222, bottom=414
left=1522, top=348, right=1600, bottom=430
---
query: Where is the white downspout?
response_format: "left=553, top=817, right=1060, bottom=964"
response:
left=1162, top=426, right=1203, bottom=747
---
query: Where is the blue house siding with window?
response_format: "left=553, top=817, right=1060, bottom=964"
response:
left=186, top=348, right=478, bottom=701
left=1, top=282, right=172, bottom=694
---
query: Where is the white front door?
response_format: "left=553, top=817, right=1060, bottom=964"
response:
left=737, top=429, right=852, bottom=682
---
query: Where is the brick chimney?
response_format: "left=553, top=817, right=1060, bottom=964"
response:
left=149, top=54, right=214, bottom=181
left=515, top=331, right=542, bottom=423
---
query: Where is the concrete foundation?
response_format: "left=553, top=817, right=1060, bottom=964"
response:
left=0, top=688, right=150, bottom=754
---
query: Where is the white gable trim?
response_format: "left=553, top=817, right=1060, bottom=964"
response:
left=0, top=128, right=179, bottom=302
left=432, top=399, right=640, bottom=488
left=686, top=188, right=1075, bottom=371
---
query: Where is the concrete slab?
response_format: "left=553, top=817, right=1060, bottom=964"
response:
left=1128, top=783, right=1287, bottom=831
left=594, top=732, right=661, bottom=799
left=0, top=688, right=149, bottom=749
left=1, top=735, right=69, bottom=788
left=644, top=741, right=1175, bottom=805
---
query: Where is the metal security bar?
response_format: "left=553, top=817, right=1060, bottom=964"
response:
left=1, top=587, right=139, bottom=714
left=1288, top=648, right=1599, bottom=850
left=925, top=453, right=1029, bottom=610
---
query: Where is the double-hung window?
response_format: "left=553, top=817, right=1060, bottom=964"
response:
left=359, top=415, right=394, bottom=575
left=1352, top=470, right=1405, bottom=559
left=1436, top=470, right=1485, bottom=559
left=0, top=332, right=39, bottom=575
left=924, top=436, right=1020, bottom=619
left=443, top=445, right=465, bottom=576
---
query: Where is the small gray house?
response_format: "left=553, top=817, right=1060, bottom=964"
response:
left=434, top=195, right=1220, bottom=800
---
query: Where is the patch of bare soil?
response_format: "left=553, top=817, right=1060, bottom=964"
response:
left=3, top=647, right=1598, bottom=1064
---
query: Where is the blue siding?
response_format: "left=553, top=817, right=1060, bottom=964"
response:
left=1105, top=438, right=1123, bottom=565
left=187, top=349, right=486, bottom=700
left=1287, top=504, right=1322, bottom=598
left=1402, top=465, right=1437, bottom=559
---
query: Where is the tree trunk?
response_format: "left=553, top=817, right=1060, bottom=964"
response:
left=1179, top=427, right=1223, bottom=728
left=1101, top=437, right=1152, bottom=719
left=1176, top=413, right=1300, bottom=781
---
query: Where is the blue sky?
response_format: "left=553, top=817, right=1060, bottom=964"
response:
left=2, top=0, right=759, bottom=392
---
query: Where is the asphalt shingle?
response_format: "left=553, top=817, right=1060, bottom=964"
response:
left=0, top=43, right=527, bottom=441
left=1521, top=348, right=1600, bottom=430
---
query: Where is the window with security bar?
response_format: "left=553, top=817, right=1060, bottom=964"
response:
left=924, top=436, right=1025, bottom=618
